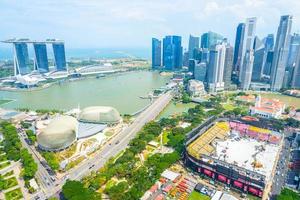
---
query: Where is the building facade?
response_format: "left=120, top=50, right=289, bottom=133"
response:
left=201, top=31, right=223, bottom=49
left=239, top=17, right=257, bottom=90
left=223, top=44, right=234, bottom=90
left=188, top=35, right=200, bottom=59
left=152, top=38, right=162, bottom=69
left=270, top=15, right=293, bottom=90
left=33, top=43, right=49, bottom=73
left=163, top=35, right=183, bottom=71
left=194, top=62, right=207, bottom=82
left=233, top=23, right=245, bottom=74
left=53, top=42, right=67, bottom=71
left=14, top=42, right=30, bottom=75
left=207, top=43, right=226, bottom=92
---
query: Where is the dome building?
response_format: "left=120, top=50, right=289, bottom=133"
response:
left=78, top=106, right=121, bottom=125
left=37, top=116, right=78, bottom=151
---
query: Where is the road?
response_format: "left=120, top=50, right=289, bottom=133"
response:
left=16, top=128, right=54, bottom=200
left=269, top=130, right=293, bottom=200
left=42, top=91, right=173, bottom=198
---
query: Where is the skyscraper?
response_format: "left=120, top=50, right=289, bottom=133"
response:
left=52, top=42, right=67, bottom=71
left=207, top=42, right=226, bottom=92
left=263, top=51, right=274, bottom=76
left=163, top=35, right=183, bottom=70
left=233, top=23, right=245, bottom=73
left=194, top=62, right=207, bottom=82
left=223, top=44, right=234, bottom=89
left=292, top=49, right=300, bottom=88
left=270, top=15, right=293, bottom=90
left=152, top=38, right=161, bottom=69
left=264, top=34, right=274, bottom=51
left=14, top=42, right=30, bottom=75
left=239, top=17, right=257, bottom=90
left=201, top=31, right=223, bottom=49
left=188, top=35, right=200, bottom=59
left=33, top=43, right=49, bottom=73
left=252, top=46, right=265, bottom=82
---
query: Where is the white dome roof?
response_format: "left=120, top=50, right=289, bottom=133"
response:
left=79, top=106, right=121, bottom=124
left=37, top=116, right=78, bottom=151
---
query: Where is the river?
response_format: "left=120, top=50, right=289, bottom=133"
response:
left=0, top=71, right=171, bottom=114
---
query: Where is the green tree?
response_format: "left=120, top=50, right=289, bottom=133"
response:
left=62, top=180, right=101, bottom=200
left=276, top=188, right=300, bottom=200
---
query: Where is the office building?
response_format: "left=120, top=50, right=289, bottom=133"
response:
left=163, top=35, right=183, bottom=70
left=53, top=42, right=67, bottom=71
left=252, top=38, right=265, bottom=82
left=292, top=49, right=300, bottom=88
left=270, top=15, right=293, bottom=90
left=183, top=51, right=189, bottom=67
left=152, top=38, right=161, bottom=69
left=192, top=48, right=202, bottom=61
left=223, top=44, right=234, bottom=89
left=188, top=35, right=200, bottom=59
left=233, top=23, right=245, bottom=73
left=285, top=33, right=300, bottom=88
left=207, top=43, right=226, bottom=92
left=33, top=43, right=49, bottom=73
left=264, top=34, right=274, bottom=51
left=14, top=42, right=30, bottom=75
left=239, top=17, right=257, bottom=90
left=187, top=80, right=206, bottom=97
left=263, top=51, right=274, bottom=76
left=201, top=31, right=223, bottom=49
left=194, top=62, right=207, bottom=82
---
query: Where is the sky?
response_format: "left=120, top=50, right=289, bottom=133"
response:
left=1, top=0, right=300, bottom=49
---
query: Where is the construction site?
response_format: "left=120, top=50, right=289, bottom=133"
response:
left=184, top=118, right=283, bottom=199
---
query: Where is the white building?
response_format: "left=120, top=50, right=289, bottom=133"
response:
left=187, top=80, right=206, bottom=97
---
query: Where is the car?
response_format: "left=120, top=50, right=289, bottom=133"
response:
left=115, top=140, right=120, bottom=145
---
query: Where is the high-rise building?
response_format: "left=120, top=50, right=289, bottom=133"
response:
left=163, top=35, right=183, bottom=70
left=263, top=51, right=274, bottom=76
left=194, top=62, right=207, bottom=82
left=207, top=43, right=226, bottom=92
left=270, top=15, right=293, bottom=90
left=14, top=42, right=30, bottom=75
left=53, top=42, right=67, bottom=71
left=192, top=48, right=202, bottom=61
left=33, top=43, right=49, bottom=73
left=252, top=46, right=265, bottom=82
left=152, top=38, right=162, bottom=69
left=183, top=51, right=189, bottom=67
left=292, top=48, right=300, bottom=88
left=264, top=34, right=274, bottom=51
left=239, top=17, right=257, bottom=90
left=223, top=44, right=234, bottom=89
left=188, top=35, right=200, bottom=59
left=201, top=31, right=223, bottom=49
left=233, top=23, right=245, bottom=73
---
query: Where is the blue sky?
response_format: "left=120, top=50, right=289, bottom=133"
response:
left=0, top=0, right=300, bottom=49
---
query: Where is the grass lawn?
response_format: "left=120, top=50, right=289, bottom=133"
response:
left=247, top=194, right=261, bottom=200
left=188, top=191, right=210, bottom=200
left=3, top=177, right=18, bottom=190
left=222, top=103, right=235, bottom=111
left=0, top=161, right=10, bottom=170
left=4, top=188, right=23, bottom=200
left=66, top=156, right=85, bottom=170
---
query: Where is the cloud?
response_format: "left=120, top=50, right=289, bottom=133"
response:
left=0, top=0, right=299, bottom=48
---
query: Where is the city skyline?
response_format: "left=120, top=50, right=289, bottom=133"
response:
left=1, top=0, right=300, bottom=48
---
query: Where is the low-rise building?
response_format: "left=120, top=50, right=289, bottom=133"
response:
left=236, top=95, right=285, bottom=119
left=188, top=80, right=206, bottom=97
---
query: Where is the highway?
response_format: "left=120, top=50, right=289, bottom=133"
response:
left=43, top=91, right=173, bottom=198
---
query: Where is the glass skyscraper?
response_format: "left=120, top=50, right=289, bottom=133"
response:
left=233, top=23, right=245, bottom=73
left=200, top=31, right=223, bottom=49
left=270, top=15, right=293, bottom=90
left=53, top=43, right=67, bottom=71
left=188, top=35, right=200, bottom=59
left=163, top=35, right=183, bottom=71
left=14, top=43, right=30, bottom=75
left=34, top=43, right=49, bottom=73
left=152, top=38, right=161, bottom=69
